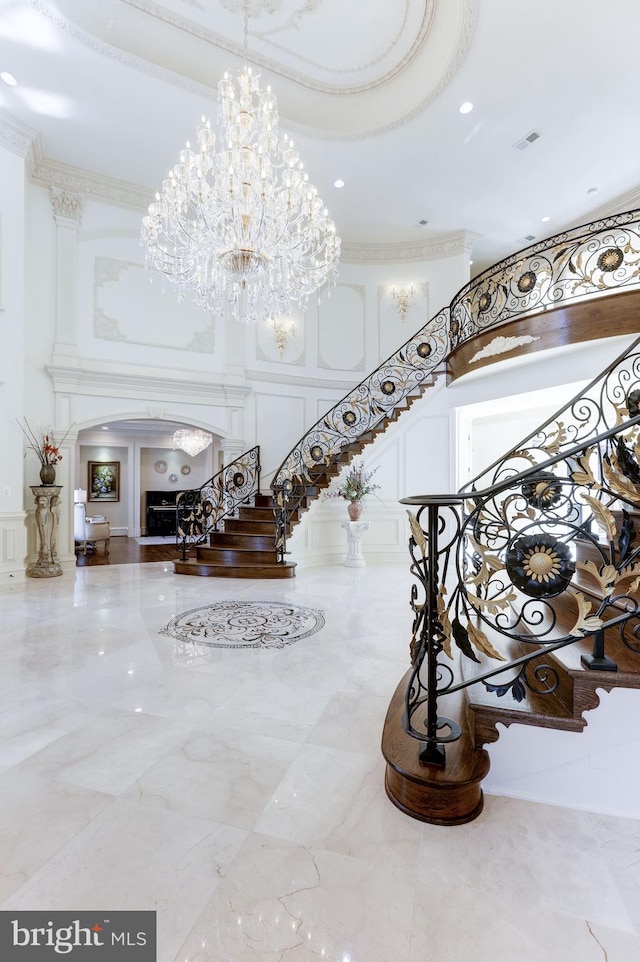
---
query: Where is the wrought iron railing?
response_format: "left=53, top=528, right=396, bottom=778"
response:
left=450, top=209, right=640, bottom=352
left=270, top=308, right=450, bottom=560
left=401, top=337, right=640, bottom=765
left=176, top=446, right=260, bottom=560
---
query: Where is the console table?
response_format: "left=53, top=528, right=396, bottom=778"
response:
left=27, top=485, right=63, bottom=578
left=340, top=520, right=370, bottom=568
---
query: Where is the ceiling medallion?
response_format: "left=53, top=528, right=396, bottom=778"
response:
left=141, top=4, right=340, bottom=323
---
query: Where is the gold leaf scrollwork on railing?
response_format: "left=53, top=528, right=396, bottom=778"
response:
left=538, top=422, right=568, bottom=456
left=576, top=560, right=618, bottom=596
left=464, top=533, right=505, bottom=586
left=406, top=510, right=426, bottom=557
left=437, top=586, right=452, bottom=661
left=569, top=592, right=604, bottom=636
left=581, top=494, right=617, bottom=542
left=570, top=448, right=596, bottom=487
left=616, top=564, right=640, bottom=594
left=466, top=588, right=517, bottom=614
left=467, top=621, right=506, bottom=661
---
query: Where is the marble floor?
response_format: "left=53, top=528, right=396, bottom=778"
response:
left=1, top=561, right=639, bottom=961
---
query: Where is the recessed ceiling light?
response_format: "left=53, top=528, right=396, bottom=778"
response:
left=102, top=425, right=109, bottom=430
left=334, top=179, right=344, bottom=189
left=459, top=102, right=474, bottom=114
left=541, top=216, right=550, bottom=223
left=0, top=72, right=17, bottom=86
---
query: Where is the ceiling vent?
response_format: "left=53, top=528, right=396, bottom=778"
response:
left=518, top=234, right=536, bottom=245
left=415, top=218, right=429, bottom=229
left=514, top=130, right=541, bottom=151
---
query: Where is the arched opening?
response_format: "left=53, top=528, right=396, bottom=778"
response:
left=73, top=417, right=224, bottom=565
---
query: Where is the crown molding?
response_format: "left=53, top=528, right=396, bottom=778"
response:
left=0, top=111, right=40, bottom=160
left=21, top=148, right=484, bottom=264
left=30, top=147, right=153, bottom=212
left=341, top=230, right=481, bottom=263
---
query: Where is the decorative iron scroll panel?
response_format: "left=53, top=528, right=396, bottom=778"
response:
left=270, top=308, right=449, bottom=559
left=403, top=338, right=640, bottom=753
left=176, top=446, right=260, bottom=549
left=450, top=210, right=640, bottom=350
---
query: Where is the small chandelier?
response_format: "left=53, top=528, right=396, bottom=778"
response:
left=141, top=7, right=340, bottom=324
left=173, top=428, right=213, bottom=457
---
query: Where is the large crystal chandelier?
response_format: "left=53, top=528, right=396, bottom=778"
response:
left=173, top=428, right=213, bottom=457
left=141, top=7, right=341, bottom=324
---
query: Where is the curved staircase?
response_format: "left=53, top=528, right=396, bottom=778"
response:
left=170, top=209, right=640, bottom=825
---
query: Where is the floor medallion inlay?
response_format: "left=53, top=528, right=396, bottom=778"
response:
left=160, top=600, right=325, bottom=650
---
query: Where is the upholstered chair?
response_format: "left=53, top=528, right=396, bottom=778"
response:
left=74, top=503, right=110, bottom=555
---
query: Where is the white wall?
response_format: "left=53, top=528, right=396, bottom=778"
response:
left=0, top=144, right=28, bottom=579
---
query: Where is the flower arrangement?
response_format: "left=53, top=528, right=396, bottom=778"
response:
left=17, top=418, right=72, bottom=466
left=327, top=461, right=381, bottom=502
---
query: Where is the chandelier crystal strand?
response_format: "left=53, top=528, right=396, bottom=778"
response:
left=141, top=18, right=340, bottom=324
left=173, top=429, right=213, bottom=457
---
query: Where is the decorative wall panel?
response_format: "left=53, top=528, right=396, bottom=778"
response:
left=318, top=284, right=365, bottom=371
left=93, top=256, right=216, bottom=353
left=254, top=392, right=306, bottom=474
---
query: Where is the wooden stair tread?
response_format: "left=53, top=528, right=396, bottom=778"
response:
left=174, top=558, right=296, bottom=579
left=174, top=494, right=293, bottom=578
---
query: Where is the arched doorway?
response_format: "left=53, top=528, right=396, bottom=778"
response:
left=73, top=418, right=222, bottom=565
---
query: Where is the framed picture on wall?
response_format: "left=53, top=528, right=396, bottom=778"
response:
left=88, top=461, right=120, bottom=502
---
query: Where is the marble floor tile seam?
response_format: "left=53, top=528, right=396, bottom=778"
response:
left=11, top=718, right=306, bottom=800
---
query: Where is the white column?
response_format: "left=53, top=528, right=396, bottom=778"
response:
left=220, top=437, right=247, bottom=465
left=50, top=188, right=83, bottom=358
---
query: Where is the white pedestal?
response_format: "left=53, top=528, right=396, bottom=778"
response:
left=340, top=520, right=370, bottom=567
left=27, top=485, right=63, bottom=578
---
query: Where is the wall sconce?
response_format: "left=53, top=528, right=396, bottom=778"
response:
left=391, top=285, right=415, bottom=322
left=270, top=317, right=296, bottom=358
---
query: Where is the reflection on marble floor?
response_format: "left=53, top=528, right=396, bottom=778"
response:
left=1, top=562, right=639, bottom=962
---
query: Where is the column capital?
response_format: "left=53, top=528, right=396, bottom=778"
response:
left=50, top=188, right=83, bottom=226
left=220, top=437, right=247, bottom=461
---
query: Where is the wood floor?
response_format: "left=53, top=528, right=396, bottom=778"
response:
left=75, top=537, right=182, bottom=566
